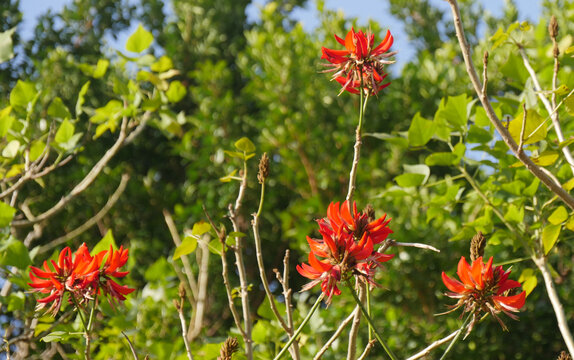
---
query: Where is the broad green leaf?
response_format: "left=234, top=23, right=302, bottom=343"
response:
left=501, top=53, right=529, bottom=84
left=191, top=221, right=211, bottom=236
left=76, top=81, right=90, bottom=116
left=508, top=109, right=546, bottom=145
left=425, top=152, right=458, bottom=166
left=542, top=224, right=561, bottom=254
left=518, top=269, right=537, bottom=296
left=523, top=177, right=540, bottom=196
left=10, top=80, right=37, bottom=108
left=532, top=151, right=559, bottom=166
left=234, top=137, right=256, bottom=153
left=151, top=55, right=174, bottom=72
left=0, top=202, right=16, bottom=227
left=93, top=59, right=110, bottom=78
left=0, top=27, right=16, bottom=63
left=504, top=204, right=524, bottom=224
left=566, top=216, right=574, bottom=231
left=0, top=106, right=13, bottom=137
left=0, top=238, right=31, bottom=269
left=29, top=141, right=46, bottom=161
left=2, top=140, right=19, bottom=158
left=364, top=132, right=409, bottom=148
left=489, top=26, right=508, bottom=50
left=549, top=206, right=568, bottom=225
left=395, top=173, right=426, bottom=187
left=436, top=94, right=470, bottom=129
left=228, top=231, right=246, bottom=238
left=207, top=239, right=222, bottom=255
left=467, top=125, right=492, bottom=144
left=55, top=119, right=75, bottom=144
left=48, top=97, right=71, bottom=119
left=7, top=291, right=25, bottom=311
left=91, top=229, right=117, bottom=256
left=126, top=24, right=153, bottom=53
left=166, top=80, right=187, bottom=103
left=408, top=112, right=434, bottom=147
left=173, top=236, right=198, bottom=260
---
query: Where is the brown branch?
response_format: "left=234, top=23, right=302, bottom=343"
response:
left=36, top=173, right=130, bottom=252
left=445, top=0, right=574, bottom=211
left=346, top=282, right=365, bottom=360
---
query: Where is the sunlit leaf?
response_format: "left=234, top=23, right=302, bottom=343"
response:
left=93, top=59, right=110, bottom=79
left=166, top=80, right=187, bottom=103
left=548, top=206, right=568, bottom=225
left=173, top=236, right=197, bottom=260
left=126, top=24, right=153, bottom=53
left=542, top=224, right=561, bottom=255
left=518, top=269, right=537, bottom=296
left=234, top=137, right=256, bottom=153
left=408, top=112, right=434, bottom=147
left=55, top=119, right=75, bottom=144
left=508, top=109, right=547, bottom=145
left=0, top=27, right=16, bottom=63
left=10, top=80, right=37, bottom=108
left=2, top=140, right=19, bottom=158
left=0, top=202, right=16, bottom=227
left=48, top=97, right=71, bottom=120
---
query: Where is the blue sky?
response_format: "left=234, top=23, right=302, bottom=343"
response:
left=19, top=0, right=541, bottom=70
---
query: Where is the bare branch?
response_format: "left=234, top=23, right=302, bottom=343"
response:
left=405, top=330, right=459, bottom=360
left=313, top=308, right=358, bottom=360
left=445, top=0, right=574, bottom=211
left=347, top=283, right=365, bottom=360
left=36, top=173, right=130, bottom=252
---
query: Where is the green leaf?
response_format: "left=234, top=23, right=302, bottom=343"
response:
left=166, top=80, right=187, bottom=103
left=93, top=59, right=110, bottom=79
left=490, top=26, right=508, bottom=49
left=508, top=109, right=547, bottom=145
left=549, top=206, right=568, bottom=225
left=566, top=46, right=574, bottom=55
left=395, top=173, right=425, bottom=187
left=41, top=331, right=70, bottom=343
left=151, top=55, right=174, bottom=72
left=126, top=24, right=153, bottom=53
left=0, top=106, right=13, bottom=137
left=408, top=112, right=434, bottom=147
left=542, top=224, right=561, bottom=255
left=207, top=239, right=222, bottom=255
left=0, top=238, right=31, bottom=269
left=10, top=80, right=37, bottom=108
left=437, top=94, right=470, bottom=129
left=55, top=119, right=75, bottom=144
left=523, top=178, right=540, bottom=196
left=76, top=81, right=90, bottom=116
left=0, top=27, right=16, bottom=63
left=48, top=97, right=71, bottom=119
left=467, top=125, right=492, bottom=144
left=532, top=151, right=559, bottom=167
left=364, top=132, right=409, bottom=148
left=173, top=236, right=198, bottom=260
left=234, top=137, right=256, bottom=153
left=191, top=221, right=211, bottom=236
left=504, top=204, right=524, bottom=224
left=0, top=202, right=16, bottom=227
left=2, top=140, right=19, bottom=158
left=565, top=216, right=574, bottom=231
left=518, top=269, right=537, bottom=296
left=425, top=152, right=458, bottom=166
left=29, top=141, right=46, bottom=161
left=91, top=229, right=117, bottom=256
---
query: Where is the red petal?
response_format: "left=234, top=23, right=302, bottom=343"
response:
left=442, top=272, right=467, bottom=294
left=345, top=28, right=356, bottom=53
left=494, top=291, right=526, bottom=311
left=372, top=30, right=393, bottom=54
left=456, top=256, right=474, bottom=288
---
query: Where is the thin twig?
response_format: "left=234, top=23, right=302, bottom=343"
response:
left=202, top=206, right=248, bottom=341
left=445, top=0, right=574, bottom=211
left=405, top=330, right=459, bottom=360
left=518, top=104, right=527, bottom=151
left=163, top=209, right=198, bottom=300
left=532, top=256, right=574, bottom=356
left=12, top=116, right=130, bottom=227
left=347, top=282, right=364, bottom=360
left=189, top=237, right=209, bottom=341
left=314, top=307, right=358, bottom=360
left=346, top=93, right=370, bottom=203
left=121, top=332, right=139, bottom=360
left=357, top=340, right=376, bottom=360
left=517, top=46, right=574, bottom=174
left=175, top=301, right=195, bottom=360
left=36, top=173, right=130, bottom=252
left=389, top=240, right=441, bottom=253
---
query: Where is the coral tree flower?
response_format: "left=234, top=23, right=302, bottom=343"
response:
left=441, top=256, right=526, bottom=333
left=29, top=243, right=134, bottom=315
left=321, top=27, right=396, bottom=95
left=297, top=201, right=394, bottom=304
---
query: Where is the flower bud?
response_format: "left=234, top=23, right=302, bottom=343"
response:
left=470, top=232, right=486, bottom=262
left=549, top=15, right=559, bottom=39
left=258, top=152, right=270, bottom=184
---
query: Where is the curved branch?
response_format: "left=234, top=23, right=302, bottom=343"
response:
left=445, top=0, right=574, bottom=211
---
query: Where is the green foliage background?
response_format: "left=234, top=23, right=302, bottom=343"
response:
left=1, top=0, right=573, bottom=359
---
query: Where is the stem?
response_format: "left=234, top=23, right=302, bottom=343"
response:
left=346, top=91, right=370, bottom=202
left=366, top=284, right=372, bottom=342
left=347, top=282, right=364, bottom=360
left=533, top=256, right=574, bottom=356
left=445, top=0, right=574, bottom=211
left=273, top=294, right=324, bottom=360
left=345, top=280, right=397, bottom=360
left=439, top=313, right=472, bottom=360
left=405, top=330, right=459, bottom=360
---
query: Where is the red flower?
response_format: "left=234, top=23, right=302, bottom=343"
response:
left=441, top=256, right=526, bottom=332
left=321, top=27, right=396, bottom=95
left=29, top=243, right=134, bottom=315
left=297, top=201, right=394, bottom=304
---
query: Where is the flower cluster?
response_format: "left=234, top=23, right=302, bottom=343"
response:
left=321, top=27, right=396, bottom=95
left=441, top=256, right=526, bottom=333
left=28, top=243, right=134, bottom=315
left=297, top=201, right=394, bottom=304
